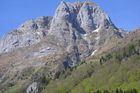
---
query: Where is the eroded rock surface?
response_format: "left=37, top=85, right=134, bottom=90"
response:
left=0, top=1, right=128, bottom=91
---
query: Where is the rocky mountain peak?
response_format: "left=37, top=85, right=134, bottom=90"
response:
left=0, top=16, right=52, bottom=53
left=0, top=1, right=136, bottom=93
left=49, top=1, right=115, bottom=34
left=0, top=1, right=126, bottom=67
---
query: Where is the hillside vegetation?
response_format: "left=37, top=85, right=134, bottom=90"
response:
left=1, top=30, right=140, bottom=93
left=41, top=41, right=140, bottom=93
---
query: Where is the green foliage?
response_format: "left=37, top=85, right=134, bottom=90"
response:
left=0, top=85, right=20, bottom=93
left=18, top=67, right=34, bottom=80
left=70, top=42, right=140, bottom=93
left=93, top=88, right=138, bottom=93
left=2, top=42, right=140, bottom=93
left=54, top=61, right=86, bottom=79
left=41, top=63, right=95, bottom=93
left=100, top=42, right=140, bottom=64
left=40, top=75, right=50, bottom=85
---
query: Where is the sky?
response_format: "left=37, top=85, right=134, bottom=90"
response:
left=0, top=0, right=140, bottom=38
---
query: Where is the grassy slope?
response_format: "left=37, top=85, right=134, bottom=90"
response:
left=71, top=55, right=140, bottom=93
left=41, top=41, right=140, bottom=93
left=1, top=29, right=140, bottom=93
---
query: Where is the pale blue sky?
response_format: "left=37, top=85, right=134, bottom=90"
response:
left=0, top=0, right=140, bottom=38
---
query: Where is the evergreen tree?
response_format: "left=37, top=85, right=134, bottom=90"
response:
left=103, top=90, right=110, bottom=93
left=115, top=88, right=119, bottom=93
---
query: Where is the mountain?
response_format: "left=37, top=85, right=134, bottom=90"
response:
left=0, top=1, right=125, bottom=70
left=41, top=28, right=140, bottom=93
left=0, top=1, right=136, bottom=93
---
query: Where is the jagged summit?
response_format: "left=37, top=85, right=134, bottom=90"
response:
left=0, top=1, right=124, bottom=59
left=0, top=1, right=126, bottom=66
left=50, top=1, right=115, bottom=34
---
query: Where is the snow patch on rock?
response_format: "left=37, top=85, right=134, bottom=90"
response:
left=92, top=28, right=100, bottom=33
left=95, top=36, right=100, bottom=40
left=91, top=50, right=97, bottom=56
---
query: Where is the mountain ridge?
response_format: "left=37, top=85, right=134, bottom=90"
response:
left=0, top=1, right=124, bottom=54
left=0, top=1, right=133, bottom=93
left=0, top=1, right=126, bottom=78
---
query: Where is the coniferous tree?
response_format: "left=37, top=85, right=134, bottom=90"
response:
left=119, top=88, right=123, bottom=93
left=115, top=88, right=119, bottom=93
left=103, top=90, right=110, bottom=93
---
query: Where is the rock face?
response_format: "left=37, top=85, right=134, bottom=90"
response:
left=0, top=1, right=126, bottom=73
left=26, top=82, right=38, bottom=93
left=47, top=1, right=122, bottom=61
left=0, top=16, right=52, bottom=53
left=0, top=1, right=129, bottom=92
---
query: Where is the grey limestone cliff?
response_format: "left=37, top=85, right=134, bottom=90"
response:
left=0, top=2, right=129, bottom=91
left=0, top=16, right=52, bottom=53
left=0, top=1, right=126, bottom=67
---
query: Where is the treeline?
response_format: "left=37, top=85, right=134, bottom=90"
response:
left=100, top=42, right=140, bottom=64
left=94, top=88, right=138, bottom=93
